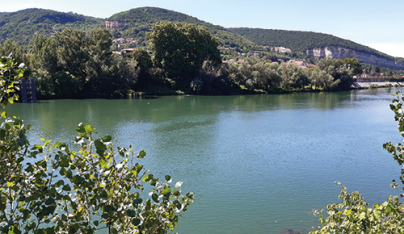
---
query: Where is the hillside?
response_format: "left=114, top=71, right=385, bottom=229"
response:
left=228, top=27, right=391, bottom=59
left=0, top=8, right=103, bottom=45
left=106, top=7, right=258, bottom=50
left=0, top=7, right=403, bottom=69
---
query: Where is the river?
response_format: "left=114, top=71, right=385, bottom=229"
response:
left=6, top=87, right=404, bottom=233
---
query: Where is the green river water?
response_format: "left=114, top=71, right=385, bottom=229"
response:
left=6, top=87, right=404, bottom=233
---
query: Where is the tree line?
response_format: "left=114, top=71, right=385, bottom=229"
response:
left=0, top=21, right=365, bottom=98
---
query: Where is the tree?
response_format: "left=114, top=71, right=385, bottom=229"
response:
left=308, top=69, right=339, bottom=91
left=0, top=40, right=23, bottom=65
left=148, top=21, right=221, bottom=81
left=311, top=92, right=404, bottom=233
left=317, top=59, right=353, bottom=90
left=130, top=48, right=153, bottom=89
left=0, top=57, right=194, bottom=234
left=340, top=58, right=362, bottom=76
left=278, top=63, right=309, bottom=90
left=29, top=30, right=139, bottom=97
left=237, top=56, right=282, bottom=90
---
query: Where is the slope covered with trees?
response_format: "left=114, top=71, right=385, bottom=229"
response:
left=228, top=28, right=391, bottom=59
left=0, top=8, right=102, bottom=45
left=107, top=7, right=258, bottom=49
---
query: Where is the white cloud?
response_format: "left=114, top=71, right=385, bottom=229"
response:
left=364, top=43, right=404, bottom=58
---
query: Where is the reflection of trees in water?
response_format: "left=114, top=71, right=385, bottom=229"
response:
left=349, top=87, right=398, bottom=103
left=230, top=92, right=352, bottom=112
left=8, top=89, right=397, bottom=140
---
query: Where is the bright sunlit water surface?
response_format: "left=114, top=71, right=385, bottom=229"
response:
left=6, top=88, right=404, bottom=233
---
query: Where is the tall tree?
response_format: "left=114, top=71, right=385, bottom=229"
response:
left=340, top=58, right=363, bottom=76
left=237, top=56, right=282, bottom=90
left=317, top=59, right=353, bottom=90
left=0, top=40, right=23, bottom=64
left=131, top=48, right=153, bottom=89
left=148, top=21, right=221, bottom=80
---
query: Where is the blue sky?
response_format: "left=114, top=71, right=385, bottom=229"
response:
left=3, top=0, right=404, bottom=58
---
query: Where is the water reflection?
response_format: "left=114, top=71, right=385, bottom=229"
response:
left=4, top=87, right=404, bottom=234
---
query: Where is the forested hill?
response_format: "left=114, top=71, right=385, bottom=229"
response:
left=107, top=7, right=258, bottom=49
left=0, top=8, right=102, bottom=45
left=228, top=27, right=391, bottom=59
left=109, top=7, right=215, bottom=29
left=1, top=7, right=402, bottom=65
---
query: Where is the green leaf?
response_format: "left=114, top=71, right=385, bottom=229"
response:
left=152, top=193, right=159, bottom=203
left=146, top=199, right=151, bottom=210
left=62, top=185, right=71, bottom=191
left=133, top=198, right=143, bottom=207
left=45, top=227, right=54, bottom=234
left=127, top=210, right=136, bottom=217
left=100, top=190, right=108, bottom=198
left=102, top=205, right=114, bottom=213
left=55, top=180, right=65, bottom=187
left=165, top=175, right=172, bottom=181
left=45, top=198, right=55, bottom=206
left=137, top=150, right=146, bottom=159
left=131, top=218, right=141, bottom=226
left=102, top=135, right=112, bottom=142
left=372, top=203, right=381, bottom=219
left=173, top=188, right=180, bottom=196
left=186, top=192, right=194, bottom=199
left=65, top=169, right=72, bottom=178
left=75, top=123, right=86, bottom=136
left=162, top=186, right=171, bottom=197
left=85, top=125, right=96, bottom=133
left=95, top=139, right=107, bottom=156
left=100, top=159, right=109, bottom=169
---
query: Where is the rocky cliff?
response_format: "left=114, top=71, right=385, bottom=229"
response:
left=304, top=46, right=404, bottom=70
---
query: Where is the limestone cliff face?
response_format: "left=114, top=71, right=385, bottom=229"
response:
left=304, top=46, right=404, bottom=70
left=270, top=47, right=291, bottom=53
left=101, top=21, right=126, bottom=30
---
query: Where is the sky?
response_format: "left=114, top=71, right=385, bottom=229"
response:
left=2, top=0, right=404, bottom=58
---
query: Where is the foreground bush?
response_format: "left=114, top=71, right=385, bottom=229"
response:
left=0, top=56, right=194, bottom=234
left=311, top=92, right=404, bottom=233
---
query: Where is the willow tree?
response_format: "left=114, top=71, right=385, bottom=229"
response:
left=148, top=21, right=221, bottom=81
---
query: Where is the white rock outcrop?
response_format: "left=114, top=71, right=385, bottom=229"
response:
left=304, top=46, right=404, bottom=70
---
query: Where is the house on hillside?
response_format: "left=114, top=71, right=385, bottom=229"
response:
left=287, top=60, right=308, bottom=69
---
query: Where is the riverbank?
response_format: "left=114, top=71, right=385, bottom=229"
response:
left=34, top=82, right=404, bottom=100
left=353, top=81, right=404, bottom=89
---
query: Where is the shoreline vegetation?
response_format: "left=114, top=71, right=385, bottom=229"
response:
left=0, top=22, right=403, bottom=100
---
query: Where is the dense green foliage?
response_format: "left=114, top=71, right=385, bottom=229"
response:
left=0, top=57, right=194, bottom=233
left=229, top=57, right=353, bottom=92
left=228, top=28, right=392, bottom=59
left=1, top=23, right=361, bottom=98
left=310, top=92, right=404, bottom=233
left=0, top=8, right=102, bottom=46
left=148, top=22, right=221, bottom=80
left=2, top=7, right=404, bottom=72
left=108, top=7, right=258, bottom=50
left=27, top=29, right=139, bottom=98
